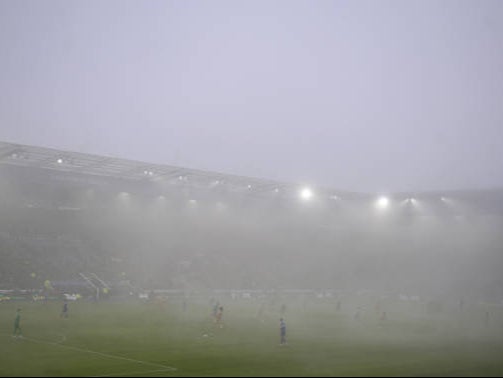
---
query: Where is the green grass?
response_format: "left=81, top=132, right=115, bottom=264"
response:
left=1, top=298, right=503, bottom=376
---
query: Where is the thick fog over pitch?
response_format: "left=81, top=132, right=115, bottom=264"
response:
left=1, top=154, right=503, bottom=299
left=0, top=0, right=503, bottom=302
left=1, top=0, right=503, bottom=193
left=1, top=3, right=503, bottom=376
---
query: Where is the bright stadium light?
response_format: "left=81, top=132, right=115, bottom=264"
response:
left=440, top=196, right=455, bottom=205
left=10, top=151, right=27, bottom=160
left=209, top=179, right=221, bottom=188
left=376, top=196, right=389, bottom=209
left=402, top=198, right=417, bottom=207
left=57, top=158, right=63, bottom=164
left=247, top=184, right=252, bottom=189
left=300, top=187, right=313, bottom=200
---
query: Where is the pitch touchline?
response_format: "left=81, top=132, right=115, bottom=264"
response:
left=23, top=336, right=177, bottom=372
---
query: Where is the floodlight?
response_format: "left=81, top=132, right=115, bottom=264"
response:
left=209, top=179, right=221, bottom=188
left=440, top=196, right=454, bottom=205
left=10, top=151, right=27, bottom=159
left=57, top=158, right=63, bottom=164
left=376, top=196, right=389, bottom=209
left=300, top=187, right=313, bottom=200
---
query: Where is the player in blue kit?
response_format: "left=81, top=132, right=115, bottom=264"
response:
left=280, top=318, right=287, bottom=345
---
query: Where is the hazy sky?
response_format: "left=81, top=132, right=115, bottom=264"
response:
left=1, top=0, right=502, bottom=193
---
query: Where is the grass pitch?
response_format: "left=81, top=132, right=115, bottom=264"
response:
left=1, top=297, right=503, bottom=376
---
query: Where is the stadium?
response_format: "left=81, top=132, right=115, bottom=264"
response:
left=1, top=140, right=503, bottom=376
left=2, top=140, right=503, bottom=297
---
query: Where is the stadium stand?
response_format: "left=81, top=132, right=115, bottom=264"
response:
left=1, top=141, right=503, bottom=301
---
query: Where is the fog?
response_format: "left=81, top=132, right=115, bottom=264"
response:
left=1, top=162, right=503, bottom=305
left=1, top=1, right=503, bottom=193
left=2, top=2, right=503, bottom=375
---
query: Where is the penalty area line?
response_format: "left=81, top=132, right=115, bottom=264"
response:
left=23, top=336, right=177, bottom=374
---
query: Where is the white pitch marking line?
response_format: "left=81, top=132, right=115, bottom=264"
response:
left=23, top=336, right=177, bottom=373
left=91, top=368, right=175, bottom=377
